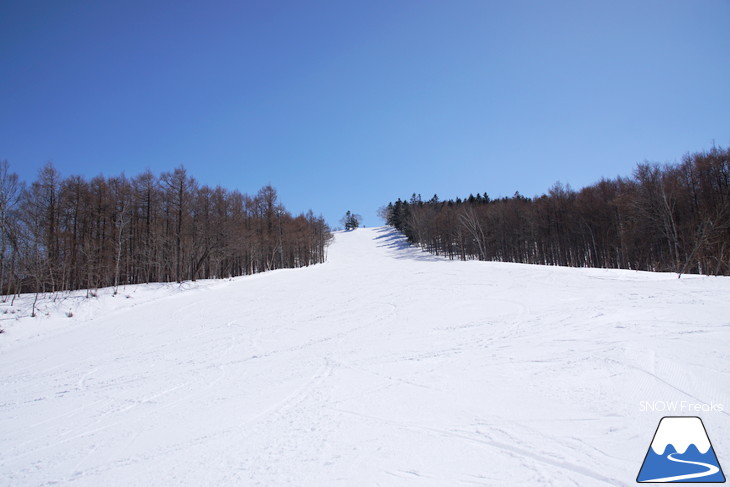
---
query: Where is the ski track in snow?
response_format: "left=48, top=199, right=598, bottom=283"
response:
left=1, top=226, right=729, bottom=486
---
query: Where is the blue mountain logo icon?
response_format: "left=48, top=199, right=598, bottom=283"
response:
left=637, top=416, right=725, bottom=483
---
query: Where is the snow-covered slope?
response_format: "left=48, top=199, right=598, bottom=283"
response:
left=1, top=227, right=729, bottom=486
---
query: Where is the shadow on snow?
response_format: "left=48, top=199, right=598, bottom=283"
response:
left=373, top=227, right=445, bottom=262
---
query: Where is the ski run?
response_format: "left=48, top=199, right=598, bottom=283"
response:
left=1, top=226, right=729, bottom=486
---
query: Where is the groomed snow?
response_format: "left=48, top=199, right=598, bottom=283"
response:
left=1, top=227, right=729, bottom=486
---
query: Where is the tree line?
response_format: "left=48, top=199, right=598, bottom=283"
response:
left=383, top=146, right=730, bottom=275
left=0, top=162, right=332, bottom=298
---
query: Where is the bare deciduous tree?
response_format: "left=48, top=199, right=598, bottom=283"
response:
left=1, top=163, right=333, bottom=298
left=385, top=147, right=730, bottom=276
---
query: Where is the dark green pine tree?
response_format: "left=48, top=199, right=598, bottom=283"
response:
left=390, top=200, right=403, bottom=228
left=343, top=210, right=361, bottom=231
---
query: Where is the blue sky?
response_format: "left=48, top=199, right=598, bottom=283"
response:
left=1, top=1, right=729, bottom=227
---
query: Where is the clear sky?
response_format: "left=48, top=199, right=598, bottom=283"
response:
left=2, top=1, right=729, bottom=227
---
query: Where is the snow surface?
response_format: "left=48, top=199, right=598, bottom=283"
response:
left=650, top=417, right=711, bottom=455
left=1, top=226, right=729, bottom=486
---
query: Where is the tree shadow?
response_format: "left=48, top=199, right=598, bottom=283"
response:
left=373, top=227, right=446, bottom=262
